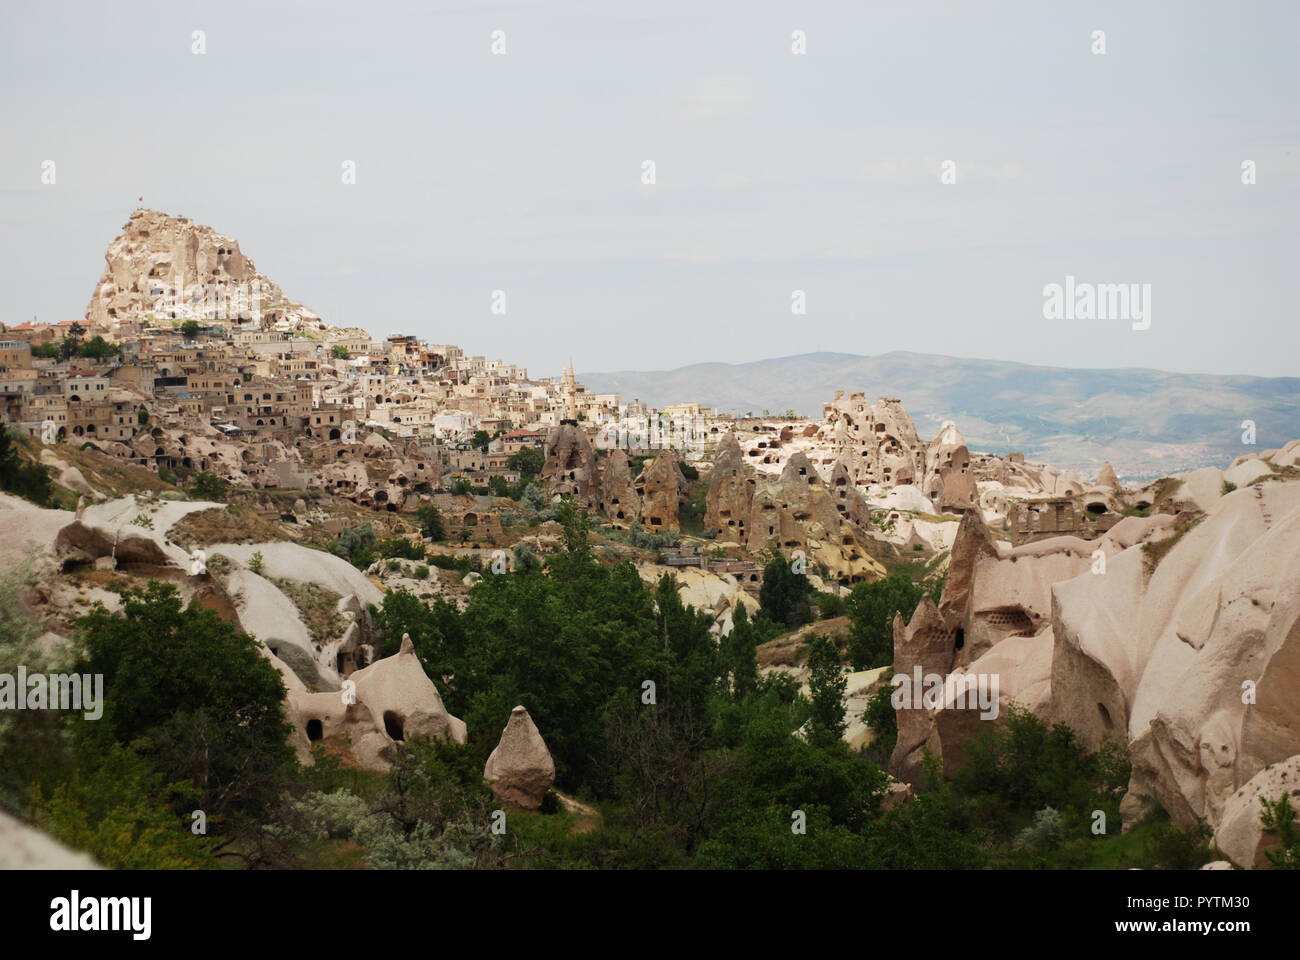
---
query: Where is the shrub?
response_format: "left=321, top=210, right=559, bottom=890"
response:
left=0, top=429, right=55, bottom=505
left=377, top=537, right=426, bottom=561
left=248, top=551, right=265, bottom=574
left=329, top=523, right=377, bottom=570
left=190, top=471, right=228, bottom=501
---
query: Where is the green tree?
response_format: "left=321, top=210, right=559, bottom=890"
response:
left=75, top=582, right=293, bottom=818
left=1261, top=794, right=1300, bottom=869
left=845, top=569, right=928, bottom=669
left=180, top=320, right=201, bottom=340
left=471, top=430, right=491, bottom=452
left=59, top=322, right=86, bottom=361
left=78, top=335, right=118, bottom=359
left=331, top=344, right=350, bottom=359
left=806, top=635, right=847, bottom=745
left=416, top=503, right=445, bottom=541
left=0, top=429, right=54, bottom=506
left=720, top=603, right=758, bottom=700
left=190, top=470, right=228, bottom=501
left=758, top=555, right=812, bottom=628
left=507, top=445, right=544, bottom=478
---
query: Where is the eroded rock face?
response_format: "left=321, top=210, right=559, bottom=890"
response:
left=285, top=633, right=466, bottom=772
left=746, top=451, right=884, bottom=583
left=540, top=423, right=598, bottom=508
left=922, top=422, right=977, bottom=514
left=823, top=392, right=926, bottom=488
left=484, top=705, right=556, bottom=810
left=0, top=810, right=102, bottom=869
left=636, top=451, right=689, bottom=532
left=54, top=520, right=171, bottom=569
left=1214, top=755, right=1300, bottom=867
left=1098, top=461, right=1120, bottom=490
left=888, top=597, right=955, bottom=782
left=599, top=449, right=640, bottom=529
left=85, top=208, right=318, bottom=334
left=888, top=510, right=1173, bottom=784
left=705, top=432, right=754, bottom=540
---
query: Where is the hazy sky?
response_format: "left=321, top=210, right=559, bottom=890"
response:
left=2, top=0, right=1297, bottom=379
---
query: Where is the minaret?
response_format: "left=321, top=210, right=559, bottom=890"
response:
left=563, top=359, right=577, bottom=420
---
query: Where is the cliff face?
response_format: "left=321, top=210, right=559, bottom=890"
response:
left=85, top=208, right=320, bottom=334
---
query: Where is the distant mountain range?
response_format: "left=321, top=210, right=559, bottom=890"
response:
left=584, top=352, right=1300, bottom=480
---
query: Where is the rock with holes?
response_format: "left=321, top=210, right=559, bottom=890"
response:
left=352, top=633, right=467, bottom=746
left=746, top=451, right=884, bottom=583
left=1042, top=480, right=1300, bottom=832
left=636, top=450, right=689, bottom=532
left=484, top=705, right=556, bottom=810
left=705, top=432, right=754, bottom=539
left=598, top=448, right=641, bottom=529
left=540, top=422, right=598, bottom=508
left=286, top=632, right=467, bottom=771
left=1214, top=755, right=1300, bottom=867
left=922, top=421, right=977, bottom=514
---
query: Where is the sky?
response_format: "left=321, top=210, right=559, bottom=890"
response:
left=2, top=0, right=1297, bottom=380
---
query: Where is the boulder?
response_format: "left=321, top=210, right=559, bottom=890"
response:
left=484, top=705, right=556, bottom=810
left=1214, top=756, right=1300, bottom=867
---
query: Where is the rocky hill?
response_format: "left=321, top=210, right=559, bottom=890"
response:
left=84, top=208, right=321, bottom=334
left=585, top=352, right=1300, bottom=480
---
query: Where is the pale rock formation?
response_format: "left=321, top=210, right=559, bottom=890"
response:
left=747, top=451, right=884, bottom=583
left=705, top=432, right=755, bottom=538
left=352, top=632, right=467, bottom=744
left=85, top=208, right=320, bottom=335
left=635, top=563, right=756, bottom=636
left=598, top=448, right=641, bottom=528
left=1098, top=461, right=1120, bottom=490
left=1213, top=756, right=1300, bottom=867
left=867, top=484, right=937, bottom=515
left=287, top=633, right=467, bottom=772
left=889, top=510, right=1179, bottom=782
left=636, top=450, right=689, bottom=532
left=540, top=423, right=598, bottom=507
left=484, top=705, right=556, bottom=809
left=823, top=392, right=926, bottom=488
left=1223, top=457, right=1273, bottom=489
left=922, top=421, right=978, bottom=514
left=1044, top=479, right=1300, bottom=831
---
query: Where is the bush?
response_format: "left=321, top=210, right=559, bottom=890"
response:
left=0, top=429, right=54, bottom=506
left=190, top=471, right=228, bottom=501
left=416, top=504, right=445, bottom=541
left=248, top=551, right=265, bottom=574
left=329, top=523, right=377, bottom=570
left=844, top=569, right=929, bottom=669
left=413, top=564, right=430, bottom=580
left=377, top=537, right=426, bottom=561
left=759, top=555, right=813, bottom=628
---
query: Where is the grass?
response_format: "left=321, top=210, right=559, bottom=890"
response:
left=169, top=503, right=291, bottom=550
left=272, top=577, right=347, bottom=644
left=1141, top=512, right=1206, bottom=576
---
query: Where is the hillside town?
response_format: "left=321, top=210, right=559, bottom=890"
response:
left=3, top=209, right=1299, bottom=877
